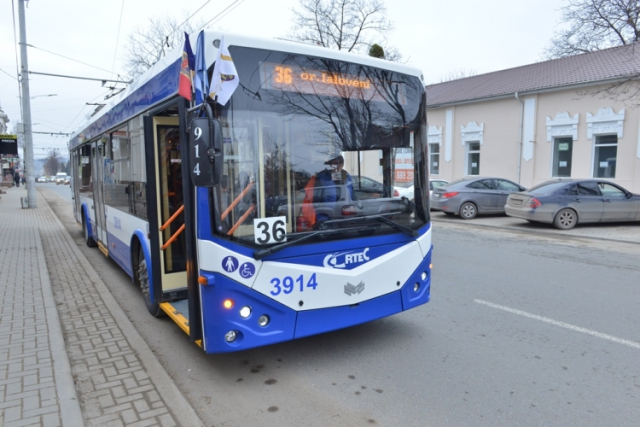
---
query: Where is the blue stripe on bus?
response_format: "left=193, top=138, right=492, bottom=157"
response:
left=70, top=59, right=181, bottom=149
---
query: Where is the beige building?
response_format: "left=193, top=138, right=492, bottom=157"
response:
left=425, top=43, right=640, bottom=193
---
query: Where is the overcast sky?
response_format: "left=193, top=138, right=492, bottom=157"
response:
left=0, top=0, right=565, bottom=158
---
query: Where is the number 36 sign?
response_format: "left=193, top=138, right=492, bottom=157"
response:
left=254, top=216, right=287, bottom=245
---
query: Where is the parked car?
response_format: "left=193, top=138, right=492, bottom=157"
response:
left=393, top=181, right=414, bottom=200
left=393, top=179, right=449, bottom=202
left=505, top=179, right=640, bottom=230
left=429, top=179, right=449, bottom=198
left=431, top=176, right=526, bottom=219
left=276, top=181, right=411, bottom=231
left=36, top=176, right=47, bottom=183
left=351, top=175, right=391, bottom=199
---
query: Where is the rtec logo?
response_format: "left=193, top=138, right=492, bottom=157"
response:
left=323, top=248, right=370, bottom=269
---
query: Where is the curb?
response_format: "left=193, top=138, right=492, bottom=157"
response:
left=431, top=216, right=640, bottom=246
left=36, top=189, right=205, bottom=427
left=34, top=226, right=85, bottom=427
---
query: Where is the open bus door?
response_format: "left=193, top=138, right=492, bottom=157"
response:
left=152, top=117, right=188, bottom=292
left=91, top=138, right=108, bottom=254
left=143, top=111, right=201, bottom=343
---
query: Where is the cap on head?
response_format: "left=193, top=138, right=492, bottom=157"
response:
left=324, top=154, right=344, bottom=165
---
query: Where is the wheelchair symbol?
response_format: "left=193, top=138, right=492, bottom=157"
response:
left=239, top=262, right=255, bottom=279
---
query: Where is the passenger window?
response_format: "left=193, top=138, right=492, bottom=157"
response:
left=577, top=182, right=600, bottom=196
left=564, top=185, right=578, bottom=196
left=496, top=180, right=520, bottom=191
left=599, top=183, right=625, bottom=197
left=467, top=180, right=492, bottom=190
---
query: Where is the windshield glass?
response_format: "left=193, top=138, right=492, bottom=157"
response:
left=209, top=47, right=429, bottom=249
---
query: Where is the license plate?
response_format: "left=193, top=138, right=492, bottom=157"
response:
left=434, top=193, right=440, bottom=198
left=512, top=199, right=522, bottom=206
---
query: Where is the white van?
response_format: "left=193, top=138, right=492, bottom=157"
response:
left=55, top=172, right=68, bottom=185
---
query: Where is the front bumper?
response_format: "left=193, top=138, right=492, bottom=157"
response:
left=197, top=247, right=432, bottom=353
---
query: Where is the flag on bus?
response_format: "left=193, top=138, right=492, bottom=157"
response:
left=178, top=32, right=195, bottom=101
left=194, top=30, right=209, bottom=105
left=209, top=36, right=239, bottom=106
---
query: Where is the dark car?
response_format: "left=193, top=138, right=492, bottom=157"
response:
left=505, top=179, right=640, bottom=230
left=430, top=176, right=526, bottom=219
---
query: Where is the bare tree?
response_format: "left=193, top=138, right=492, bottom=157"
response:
left=439, top=69, right=478, bottom=83
left=123, top=15, right=205, bottom=78
left=545, top=0, right=640, bottom=59
left=43, top=149, right=62, bottom=176
left=289, top=0, right=401, bottom=60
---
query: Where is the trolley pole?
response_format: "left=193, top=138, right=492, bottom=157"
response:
left=18, top=0, right=37, bottom=208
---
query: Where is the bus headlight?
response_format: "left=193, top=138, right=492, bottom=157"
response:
left=224, top=330, right=237, bottom=342
left=239, top=306, right=252, bottom=318
left=421, top=271, right=427, bottom=281
left=414, top=283, right=420, bottom=292
left=258, top=315, right=270, bottom=327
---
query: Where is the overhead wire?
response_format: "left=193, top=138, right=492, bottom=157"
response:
left=111, top=0, right=126, bottom=77
left=26, top=44, right=114, bottom=74
left=196, top=0, right=244, bottom=31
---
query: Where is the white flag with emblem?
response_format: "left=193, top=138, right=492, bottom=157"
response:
left=209, top=36, right=239, bottom=106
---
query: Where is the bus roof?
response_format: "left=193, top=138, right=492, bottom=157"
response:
left=69, top=30, right=424, bottom=150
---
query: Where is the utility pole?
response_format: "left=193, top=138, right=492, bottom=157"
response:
left=18, top=0, right=37, bottom=208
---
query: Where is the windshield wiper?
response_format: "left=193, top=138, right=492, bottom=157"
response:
left=323, top=212, right=418, bottom=237
left=253, top=226, right=373, bottom=260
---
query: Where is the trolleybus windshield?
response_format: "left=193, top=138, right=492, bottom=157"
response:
left=209, top=47, right=429, bottom=248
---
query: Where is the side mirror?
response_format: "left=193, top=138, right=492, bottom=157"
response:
left=189, top=117, right=223, bottom=187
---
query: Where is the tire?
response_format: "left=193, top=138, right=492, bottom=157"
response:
left=83, top=217, right=98, bottom=248
left=553, top=208, right=577, bottom=230
left=459, top=202, right=478, bottom=220
left=137, top=250, right=164, bottom=317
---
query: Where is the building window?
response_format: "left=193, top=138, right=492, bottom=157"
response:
left=593, top=134, right=617, bottom=178
left=466, top=141, right=480, bottom=175
left=429, top=143, right=439, bottom=175
left=552, top=137, right=573, bottom=177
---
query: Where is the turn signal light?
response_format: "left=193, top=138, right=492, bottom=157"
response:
left=223, top=299, right=234, bottom=309
left=528, top=198, right=542, bottom=208
left=442, top=192, right=459, bottom=199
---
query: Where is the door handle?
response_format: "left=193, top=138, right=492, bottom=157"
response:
left=603, top=199, right=611, bottom=203
left=572, top=198, right=581, bottom=202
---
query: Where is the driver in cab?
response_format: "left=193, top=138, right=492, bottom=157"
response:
left=298, top=154, right=358, bottom=231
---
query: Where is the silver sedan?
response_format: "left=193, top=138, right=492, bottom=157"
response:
left=430, top=176, right=525, bottom=219
left=505, top=179, right=640, bottom=229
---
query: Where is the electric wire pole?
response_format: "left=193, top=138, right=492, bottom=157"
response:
left=18, top=0, right=37, bottom=208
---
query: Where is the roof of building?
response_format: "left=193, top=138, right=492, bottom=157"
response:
left=426, top=43, right=640, bottom=107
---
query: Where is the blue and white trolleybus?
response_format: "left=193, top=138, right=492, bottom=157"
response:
left=69, top=31, right=433, bottom=353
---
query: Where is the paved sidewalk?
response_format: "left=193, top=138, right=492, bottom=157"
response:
left=0, top=187, right=203, bottom=427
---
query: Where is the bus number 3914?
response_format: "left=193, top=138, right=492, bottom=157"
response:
left=270, top=273, right=318, bottom=296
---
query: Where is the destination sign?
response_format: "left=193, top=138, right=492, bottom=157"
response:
left=260, top=62, right=406, bottom=104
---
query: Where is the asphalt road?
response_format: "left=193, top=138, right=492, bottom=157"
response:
left=41, top=187, right=640, bottom=427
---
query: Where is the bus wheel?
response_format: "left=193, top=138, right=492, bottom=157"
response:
left=137, top=251, right=164, bottom=317
left=83, top=217, right=97, bottom=248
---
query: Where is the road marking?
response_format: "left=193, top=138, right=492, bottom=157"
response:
left=474, top=299, right=640, bottom=350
